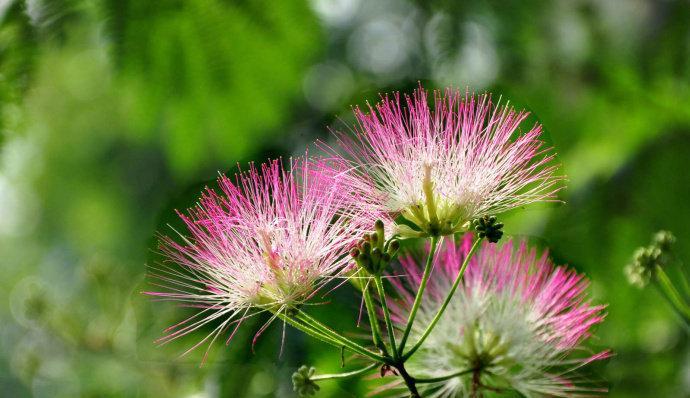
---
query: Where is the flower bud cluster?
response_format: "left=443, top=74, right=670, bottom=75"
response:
left=473, top=215, right=504, bottom=243
left=292, top=365, right=319, bottom=397
left=625, top=230, right=676, bottom=288
left=351, top=220, right=400, bottom=275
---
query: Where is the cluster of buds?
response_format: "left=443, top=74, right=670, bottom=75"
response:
left=473, top=215, right=504, bottom=243
left=625, top=231, right=676, bottom=288
left=351, top=220, right=400, bottom=275
left=292, top=366, right=319, bottom=397
left=654, top=230, right=676, bottom=252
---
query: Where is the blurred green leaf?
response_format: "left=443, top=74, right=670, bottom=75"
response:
left=108, top=0, right=323, bottom=177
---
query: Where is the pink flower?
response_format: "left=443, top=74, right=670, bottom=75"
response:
left=145, top=158, right=368, bottom=358
left=387, top=235, right=609, bottom=397
left=319, top=86, right=563, bottom=237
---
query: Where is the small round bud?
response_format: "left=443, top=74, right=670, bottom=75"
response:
left=356, top=252, right=373, bottom=273
left=375, top=219, right=385, bottom=230
left=349, top=248, right=360, bottom=258
left=370, top=233, right=379, bottom=245
left=361, top=241, right=371, bottom=253
left=371, top=247, right=382, bottom=261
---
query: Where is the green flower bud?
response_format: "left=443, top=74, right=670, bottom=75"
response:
left=653, top=230, right=676, bottom=253
left=625, top=244, right=664, bottom=288
left=371, top=247, right=382, bottom=265
left=473, top=215, right=504, bottom=243
left=353, top=222, right=401, bottom=275
left=292, top=365, right=319, bottom=397
left=387, top=239, right=400, bottom=256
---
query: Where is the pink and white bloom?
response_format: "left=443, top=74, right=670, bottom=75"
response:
left=319, top=86, right=563, bottom=237
left=388, top=236, right=609, bottom=397
left=146, top=158, right=369, bottom=357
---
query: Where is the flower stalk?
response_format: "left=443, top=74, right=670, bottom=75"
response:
left=292, top=310, right=388, bottom=363
left=654, top=267, right=690, bottom=325
left=403, top=236, right=483, bottom=360
left=361, top=273, right=386, bottom=353
left=398, top=235, right=439, bottom=353
left=374, top=275, right=398, bottom=358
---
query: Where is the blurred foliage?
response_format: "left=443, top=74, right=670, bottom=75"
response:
left=2, top=0, right=690, bottom=397
left=104, top=0, right=322, bottom=176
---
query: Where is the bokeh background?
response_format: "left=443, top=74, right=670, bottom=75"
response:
left=2, top=0, right=690, bottom=396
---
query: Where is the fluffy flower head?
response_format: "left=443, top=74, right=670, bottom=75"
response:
left=321, top=86, right=563, bottom=237
left=146, top=158, right=368, bottom=356
left=389, top=236, right=608, bottom=397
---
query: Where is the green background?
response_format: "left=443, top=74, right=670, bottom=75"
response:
left=2, top=0, right=690, bottom=396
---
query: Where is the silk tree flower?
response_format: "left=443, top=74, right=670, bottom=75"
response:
left=145, top=158, right=370, bottom=358
left=318, top=86, right=563, bottom=237
left=388, top=236, right=609, bottom=397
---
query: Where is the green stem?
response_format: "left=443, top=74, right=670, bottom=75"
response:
left=414, top=368, right=473, bottom=384
left=279, top=311, right=386, bottom=363
left=362, top=273, right=386, bottom=353
left=652, top=281, right=690, bottom=331
left=470, top=368, right=481, bottom=398
left=311, top=363, right=379, bottom=381
left=278, top=313, right=349, bottom=349
left=674, top=263, right=690, bottom=301
left=374, top=275, right=398, bottom=358
left=295, top=310, right=388, bottom=363
left=404, top=237, right=482, bottom=360
left=399, top=236, right=440, bottom=353
left=656, top=266, right=690, bottom=319
left=395, top=362, right=421, bottom=398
